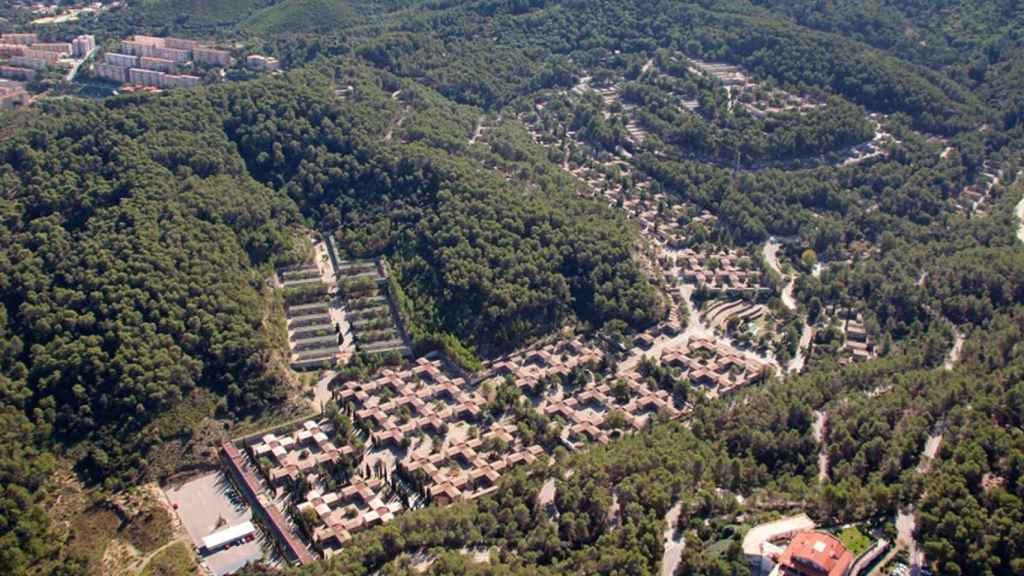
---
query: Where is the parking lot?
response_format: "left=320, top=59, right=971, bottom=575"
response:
left=163, top=471, right=267, bottom=576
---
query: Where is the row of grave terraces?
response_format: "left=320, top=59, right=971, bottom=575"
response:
left=336, top=259, right=411, bottom=357
left=280, top=264, right=341, bottom=371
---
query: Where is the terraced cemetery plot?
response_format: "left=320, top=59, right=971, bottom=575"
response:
left=280, top=265, right=341, bottom=370
left=336, top=260, right=410, bottom=357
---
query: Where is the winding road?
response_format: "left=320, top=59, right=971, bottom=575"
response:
left=762, top=239, right=814, bottom=373
left=762, top=239, right=796, bottom=311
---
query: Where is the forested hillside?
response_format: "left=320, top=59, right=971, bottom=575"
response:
left=0, top=64, right=662, bottom=572
left=2, top=0, right=1023, bottom=575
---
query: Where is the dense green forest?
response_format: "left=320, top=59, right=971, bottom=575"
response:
left=1, top=0, right=1023, bottom=574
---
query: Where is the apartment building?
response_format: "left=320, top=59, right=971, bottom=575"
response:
left=119, top=66, right=199, bottom=89
left=193, top=46, right=231, bottom=67
left=24, top=48, right=63, bottom=62
left=139, top=56, right=177, bottom=73
left=164, top=74, right=199, bottom=88
left=247, top=54, right=280, bottom=72
left=0, top=33, right=37, bottom=45
left=0, top=44, right=26, bottom=58
left=103, top=53, right=139, bottom=68
left=120, top=40, right=190, bottom=63
left=95, top=62, right=127, bottom=83
left=30, top=43, right=71, bottom=55
left=8, top=55, right=51, bottom=70
left=0, top=82, right=28, bottom=110
left=130, top=35, right=197, bottom=51
left=128, top=67, right=163, bottom=87
left=0, top=66, right=36, bottom=81
left=71, top=35, right=96, bottom=58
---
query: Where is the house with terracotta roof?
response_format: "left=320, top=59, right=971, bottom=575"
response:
left=769, top=531, right=854, bottom=576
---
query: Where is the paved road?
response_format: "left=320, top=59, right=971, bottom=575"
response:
left=742, top=513, right=815, bottom=557
left=1016, top=194, right=1024, bottom=243
left=896, top=509, right=923, bottom=573
left=943, top=330, right=963, bottom=371
left=787, top=322, right=813, bottom=374
left=813, top=410, right=828, bottom=483
left=660, top=502, right=685, bottom=576
left=762, top=239, right=796, bottom=311
left=65, top=47, right=97, bottom=82
left=896, top=421, right=945, bottom=576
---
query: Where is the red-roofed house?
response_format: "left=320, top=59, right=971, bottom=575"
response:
left=770, top=531, right=854, bottom=576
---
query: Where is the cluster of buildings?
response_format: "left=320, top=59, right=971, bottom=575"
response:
left=295, top=334, right=688, bottom=556
left=27, top=1, right=118, bottom=25
left=686, top=57, right=821, bottom=118
left=289, top=356, right=547, bottom=556
left=659, top=337, right=767, bottom=396
left=227, top=327, right=772, bottom=559
left=340, top=358, right=484, bottom=450
left=92, top=34, right=279, bottom=90
left=250, top=420, right=355, bottom=488
left=676, top=248, right=771, bottom=299
left=94, top=35, right=218, bottom=88
left=489, top=338, right=603, bottom=392
left=956, top=160, right=1004, bottom=215
left=0, top=32, right=93, bottom=82
left=836, top=310, right=874, bottom=364
left=297, top=477, right=401, bottom=556
left=545, top=373, right=683, bottom=447
left=0, top=78, right=29, bottom=110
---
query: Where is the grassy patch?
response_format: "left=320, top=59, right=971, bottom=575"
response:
left=123, top=504, right=175, bottom=555
left=839, top=525, right=872, bottom=557
left=66, top=503, right=121, bottom=573
left=705, top=538, right=735, bottom=559
left=142, top=541, right=197, bottom=576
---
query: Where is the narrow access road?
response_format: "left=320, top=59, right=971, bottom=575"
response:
left=1016, top=194, right=1024, bottom=243
left=469, top=115, right=485, bottom=144
left=787, top=322, right=813, bottom=374
left=65, top=46, right=97, bottom=82
left=660, top=501, right=685, bottom=576
left=944, top=329, right=963, bottom=371
left=898, top=420, right=946, bottom=575
left=813, top=410, right=828, bottom=483
left=762, top=239, right=795, bottom=311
